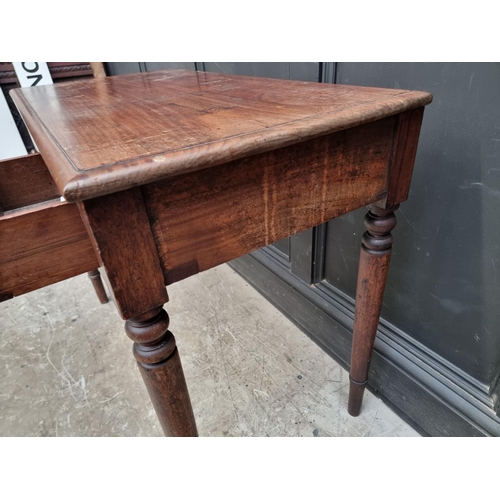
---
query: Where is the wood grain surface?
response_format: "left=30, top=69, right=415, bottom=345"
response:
left=10, top=69, right=432, bottom=201
left=125, top=307, right=198, bottom=436
left=348, top=206, right=398, bottom=416
left=143, top=117, right=396, bottom=285
left=0, top=153, right=60, bottom=212
left=386, top=107, right=426, bottom=206
left=0, top=201, right=98, bottom=300
left=78, top=188, right=169, bottom=319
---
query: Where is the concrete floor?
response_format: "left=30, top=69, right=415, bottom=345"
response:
left=0, top=264, right=419, bottom=437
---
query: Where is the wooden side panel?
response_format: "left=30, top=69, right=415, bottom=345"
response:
left=0, top=201, right=98, bottom=300
left=79, top=188, right=169, bottom=319
left=143, top=118, right=396, bottom=285
left=386, top=107, right=425, bottom=207
left=0, top=153, right=60, bottom=211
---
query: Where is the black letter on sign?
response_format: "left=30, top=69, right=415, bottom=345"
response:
left=27, top=74, right=43, bottom=86
left=22, top=62, right=40, bottom=73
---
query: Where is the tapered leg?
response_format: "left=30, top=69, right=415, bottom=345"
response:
left=87, top=269, right=108, bottom=304
left=348, top=205, right=398, bottom=416
left=79, top=189, right=194, bottom=435
left=125, top=306, right=198, bottom=436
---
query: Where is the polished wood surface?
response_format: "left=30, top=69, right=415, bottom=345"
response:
left=3, top=69, right=433, bottom=433
left=0, top=200, right=98, bottom=300
left=348, top=206, right=398, bottom=416
left=125, top=306, right=198, bottom=437
left=386, top=107, right=425, bottom=207
left=0, top=153, right=60, bottom=212
left=144, top=116, right=395, bottom=285
left=78, top=188, right=169, bottom=319
left=10, top=69, right=431, bottom=202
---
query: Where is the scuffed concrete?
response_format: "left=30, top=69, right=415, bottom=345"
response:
left=0, top=264, right=419, bottom=436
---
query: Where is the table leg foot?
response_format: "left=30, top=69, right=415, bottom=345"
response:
left=348, top=378, right=368, bottom=417
left=348, top=205, right=397, bottom=417
left=125, top=306, right=198, bottom=436
left=87, top=269, right=108, bottom=304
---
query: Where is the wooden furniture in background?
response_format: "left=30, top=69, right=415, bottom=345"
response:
left=0, top=62, right=108, bottom=304
left=2, top=70, right=432, bottom=435
left=85, top=61, right=108, bottom=303
left=0, top=153, right=98, bottom=301
left=0, top=62, right=95, bottom=85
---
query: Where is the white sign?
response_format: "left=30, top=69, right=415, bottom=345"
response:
left=0, top=91, right=27, bottom=160
left=12, top=62, right=53, bottom=87
left=11, top=62, right=53, bottom=153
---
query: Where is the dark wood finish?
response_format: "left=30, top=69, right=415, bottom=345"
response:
left=0, top=153, right=60, bottom=211
left=87, top=269, right=108, bottom=304
left=0, top=200, right=98, bottom=300
left=78, top=188, right=168, bottom=320
left=144, top=117, right=395, bottom=284
left=3, top=69, right=432, bottom=434
left=0, top=75, right=105, bottom=306
left=125, top=306, right=198, bottom=436
left=385, top=107, right=425, bottom=207
left=10, top=70, right=432, bottom=202
left=85, top=61, right=108, bottom=303
left=348, top=206, right=398, bottom=416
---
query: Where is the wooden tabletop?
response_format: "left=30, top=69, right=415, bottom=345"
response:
left=11, top=69, right=432, bottom=202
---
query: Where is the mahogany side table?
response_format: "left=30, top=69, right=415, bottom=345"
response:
left=2, top=70, right=432, bottom=436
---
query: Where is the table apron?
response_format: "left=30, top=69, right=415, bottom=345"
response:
left=143, top=116, right=398, bottom=285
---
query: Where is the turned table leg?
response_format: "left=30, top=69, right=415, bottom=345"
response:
left=79, top=189, right=197, bottom=436
left=125, top=306, right=198, bottom=436
left=87, top=269, right=108, bottom=304
left=348, top=205, right=398, bottom=416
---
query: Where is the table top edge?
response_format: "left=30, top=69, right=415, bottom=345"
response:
left=10, top=72, right=432, bottom=202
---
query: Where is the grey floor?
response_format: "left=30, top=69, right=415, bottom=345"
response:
left=0, top=264, right=419, bottom=437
